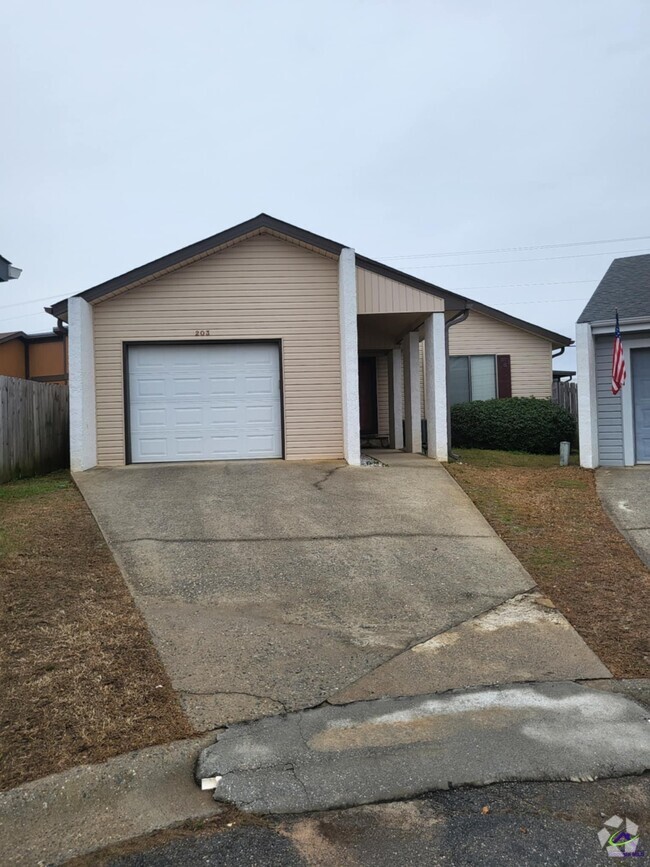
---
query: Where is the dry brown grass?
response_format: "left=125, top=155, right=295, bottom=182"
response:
left=0, top=472, right=194, bottom=791
left=447, top=450, right=650, bottom=678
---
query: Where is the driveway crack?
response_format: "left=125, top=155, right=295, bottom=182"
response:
left=313, top=466, right=342, bottom=491
left=115, top=531, right=491, bottom=544
left=180, top=689, right=288, bottom=713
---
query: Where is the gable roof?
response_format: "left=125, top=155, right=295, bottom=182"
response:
left=578, top=253, right=650, bottom=323
left=46, top=213, right=571, bottom=347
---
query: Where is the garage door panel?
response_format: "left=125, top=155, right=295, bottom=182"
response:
left=136, top=406, right=167, bottom=424
left=139, top=438, right=169, bottom=458
left=135, top=378, right=166, bottom=398
left=207, top=436, right=241, bottom=457
left=128, top=344, right=282, bottom=463
left=175, top=437, right=205, bottom=456
left=207, top=377, right=238, bottom=396
left=245, top=403, right=276, bottom=424
left=173, top=406, right=204, bottom=426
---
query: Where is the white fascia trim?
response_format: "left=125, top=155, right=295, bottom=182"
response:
left=388, top=347, right=404, bottom=450
left=576, top=322, right=598, bottom=468
left=403, top=331, right=422, bottom=453
left=68, top=296, right=97, bottom=472
left=590, top=315, right=650, bottom=333
left=339, top=248, right=360, bottom=466
left=424, top=312, right=448, bottom=461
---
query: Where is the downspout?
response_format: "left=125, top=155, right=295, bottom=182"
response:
left=445, top=307, right=470, bottom=461
left=552, top=346, right=566, bottom=359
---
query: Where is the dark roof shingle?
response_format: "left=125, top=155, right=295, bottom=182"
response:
left=578, top=254, right=650, bottom=323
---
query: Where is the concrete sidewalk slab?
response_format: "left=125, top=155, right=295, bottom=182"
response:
left=0, top=735, right=220, bottom=867
left=197, top=682, right=650, bottom=814
left=596, top=466, right=650, bottom=567
left=328, top=593, right=611, bottom=704
left=74, top=460, right=535, bottom=730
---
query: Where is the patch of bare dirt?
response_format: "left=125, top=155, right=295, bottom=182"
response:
left=0, top=474, right=194, bottom=791
left=446, top=462, right=650, bottom=678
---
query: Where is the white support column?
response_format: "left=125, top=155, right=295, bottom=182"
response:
left=338, top=247, right=361, bottom=466
left=68, top=296, right=97, bottom=472
left=402, top=331, right=421, bottom=453
left=424, top=312, right=448, bottom=461
left=387, top=347, right=404, bottom=450
left=576, top=321, right=599, bottom=468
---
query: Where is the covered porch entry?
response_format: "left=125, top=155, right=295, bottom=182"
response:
left=357, top=310, right=449, bottom=460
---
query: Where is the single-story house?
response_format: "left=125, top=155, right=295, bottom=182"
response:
left=46, top=214, right=571, bottom=471
left=577, top=253, right=650, bottom=467
left=0, top=330, right=68, bottom=383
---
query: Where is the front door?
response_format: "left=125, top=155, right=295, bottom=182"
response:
left=358, top=356, right=378, bottom=436
left=633, top=348, right=650, bottom=463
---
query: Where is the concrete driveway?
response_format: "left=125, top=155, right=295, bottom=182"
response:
left=75, top=452, right=608, bottom=731
left=597, top=466, right=650, bottom=567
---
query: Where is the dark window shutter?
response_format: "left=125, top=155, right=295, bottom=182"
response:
left=497, top=355, right=512, bottom=398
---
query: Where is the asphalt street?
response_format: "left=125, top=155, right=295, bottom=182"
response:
left=80, top=775, right=650, bottom=867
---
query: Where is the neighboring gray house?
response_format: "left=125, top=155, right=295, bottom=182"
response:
left=0, top=255, right=21, bottom=282
left=577, top=254, right=650, bottom=467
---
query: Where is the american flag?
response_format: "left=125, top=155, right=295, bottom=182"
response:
left=612, top=310, right=626, bottom=395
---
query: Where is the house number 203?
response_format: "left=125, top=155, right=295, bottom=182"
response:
left=194, top=330, right=210, bottom=336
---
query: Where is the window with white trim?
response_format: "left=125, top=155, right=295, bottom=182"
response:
left=449, top=355, right=497, bottom=405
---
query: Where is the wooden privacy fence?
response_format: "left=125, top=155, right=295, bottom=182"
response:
left=552, top=380, right=578, bottom=418
left=0, top=376, right=69, bottom=483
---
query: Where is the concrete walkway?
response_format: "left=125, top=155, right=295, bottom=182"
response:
left=196, top=681, right=650, bottom=814
left=75, top=454, right=608, bottom=732
left=597, top=466, right=650, bottom=567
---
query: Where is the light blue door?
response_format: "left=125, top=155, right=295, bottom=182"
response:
left=633, top=348, right=650, bottom=463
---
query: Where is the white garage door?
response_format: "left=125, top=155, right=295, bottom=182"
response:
left=128, top=343, right=282, bottom=463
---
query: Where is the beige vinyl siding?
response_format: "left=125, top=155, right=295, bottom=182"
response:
left=357, top=268, right=444, bottom=314
left=448, top=311, right=553, bottom=398
left=93, top=233, right=342, bottom=466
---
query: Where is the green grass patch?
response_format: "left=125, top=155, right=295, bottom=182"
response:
left=451, top=448, right=579, bottom=469
left=0, top=471, right=71, bottom=503
left=552, top=478, right=588, bottom=489
left=526, top=545, right=574, bottom=572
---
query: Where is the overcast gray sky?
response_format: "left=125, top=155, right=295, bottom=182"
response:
left=3, top=0, right=650, bottom=368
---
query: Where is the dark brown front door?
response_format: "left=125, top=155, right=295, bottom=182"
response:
left=358, top=356, right=378, bottom=436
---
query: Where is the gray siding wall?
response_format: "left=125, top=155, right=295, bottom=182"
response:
left=595, top=334, right=623, bottom=466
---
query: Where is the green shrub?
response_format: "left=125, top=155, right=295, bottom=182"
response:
left=450, top=397, right=576, bottom=454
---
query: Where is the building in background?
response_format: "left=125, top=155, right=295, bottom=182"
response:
left=0, top=331, right=68, bottom=383
left=0, top=255, right=22, bottom=282
left=577, top=253, right=650, bottom=467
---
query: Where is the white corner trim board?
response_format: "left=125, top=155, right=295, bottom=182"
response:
left=339, top=248, right=361, bottom=465
left=576, top=322, right=599, bottom=469
left=424, top=312, right=448, bottom=461
left=68, top=296, right=97, bottom=472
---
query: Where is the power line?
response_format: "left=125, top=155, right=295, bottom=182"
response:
left=384, top=234, right=650, bottom=260
left=454, top=278, right=596, bottom=291
left=488, top=297, right=587, bottom=305
left=0, top=293, right=59, bottom=311
left=404, top=246, right=650, bottom=269
left=0, top=310, right=55, bottom=323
